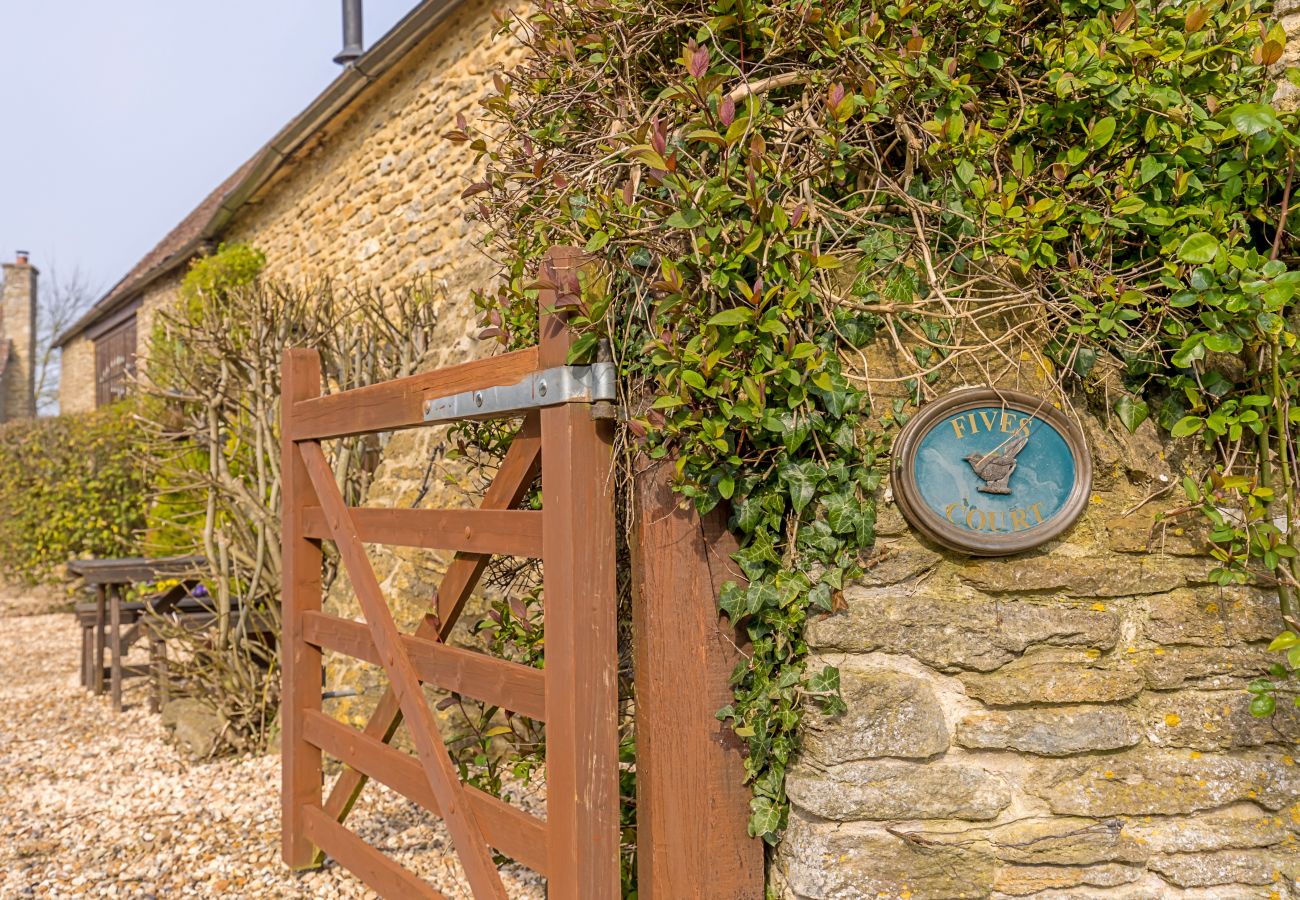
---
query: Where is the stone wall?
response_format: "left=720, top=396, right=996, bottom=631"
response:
left=58, top=335, right=94, bottom=415
left=216, top=0, right=523, bottom=723
left=772, top=396, right=1300, bottom=898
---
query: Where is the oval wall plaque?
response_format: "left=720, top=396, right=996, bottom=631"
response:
left=891, top=388, right=1092, bottom=556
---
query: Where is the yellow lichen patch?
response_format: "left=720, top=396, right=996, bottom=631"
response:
left=1092, top=602, right=1107, bottom=611
left=1165, top=713, right=1182, bottom=727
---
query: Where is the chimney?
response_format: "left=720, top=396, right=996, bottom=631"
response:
left=333, top=0, right=364, bottom=65
left=0, top=251, right=38, bottom=422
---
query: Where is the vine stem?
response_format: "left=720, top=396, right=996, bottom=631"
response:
left=1269, top=343, right=1300, bottom=630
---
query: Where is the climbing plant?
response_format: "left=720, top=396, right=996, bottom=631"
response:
left=458, top=0, right=1299, bottom=844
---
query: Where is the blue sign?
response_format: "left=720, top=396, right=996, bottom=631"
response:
left=892, top=390, right=1091, bottom=555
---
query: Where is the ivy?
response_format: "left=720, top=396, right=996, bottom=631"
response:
left=458, top=0, right=1300, bottom=846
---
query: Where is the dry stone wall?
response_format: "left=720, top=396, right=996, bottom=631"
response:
left=772, top=399, right=1300, bottom=898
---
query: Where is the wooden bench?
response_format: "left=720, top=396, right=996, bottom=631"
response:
left=68, top=556, right=206, bottom=712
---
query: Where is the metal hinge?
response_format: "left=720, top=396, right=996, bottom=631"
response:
left=423, top=362, right=617, bottom=423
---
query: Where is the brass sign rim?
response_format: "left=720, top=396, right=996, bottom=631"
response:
left=891, top=387, right=1093, bottom=557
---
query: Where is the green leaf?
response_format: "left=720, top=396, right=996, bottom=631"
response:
left=806, top=664, right=840, bottom=696
left=748, top=795, right=784, bottom=841
left=1170, top=416, right=1205, bottom=437
left=779, top=460, right=824, bottom=514
left=1114, top=395, right=1149, bottom=434
left=565, top=332, right=600, bottom=364
left=708, top=308, right=755, bottom=327
left=1228, top=103, right=1281, bottom=137
left=1178, top=233, right=1220, bottom=264
left=1267, top=631, right=1300, bottom=651
left=666, top=208, right=704, bottom=229
left=1088, top=116, right=1117, bottom=149
left=1250, top=693, right=1277, bottom=717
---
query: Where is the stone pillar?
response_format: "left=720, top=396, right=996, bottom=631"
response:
left=0, top=251, right=38, bottom=422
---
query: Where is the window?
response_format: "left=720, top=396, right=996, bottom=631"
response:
left=95, top=317, right=137, bottom=407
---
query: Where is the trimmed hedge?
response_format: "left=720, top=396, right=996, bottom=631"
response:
left=0, top=405, right=149, bottom=583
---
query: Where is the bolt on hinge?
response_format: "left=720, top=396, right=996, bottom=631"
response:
left=423, top=362, right=617, bottom=423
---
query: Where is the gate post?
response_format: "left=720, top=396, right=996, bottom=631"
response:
left=281, top=348, right=324, bottom=869
left=631, top=461, right=766, bottom=899
left=538, top=247, right=621, bottom=898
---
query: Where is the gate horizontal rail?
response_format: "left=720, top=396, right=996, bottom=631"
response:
left=281, top=246, right=619, bottom=899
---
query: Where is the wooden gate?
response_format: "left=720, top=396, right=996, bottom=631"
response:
left=280, top=248, right=619, bottom=898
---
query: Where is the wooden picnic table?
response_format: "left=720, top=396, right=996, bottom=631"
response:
left=67, top=555, right=206, bottom=712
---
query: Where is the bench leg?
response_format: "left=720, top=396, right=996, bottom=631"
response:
left=110, top=586, right=123, bottom=712
left=150, top=635, right=170, bottom=713
left=94, top=586, right=107, bottom=695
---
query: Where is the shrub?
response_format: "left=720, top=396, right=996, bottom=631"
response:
left=0, top=405, right=149, bottom=583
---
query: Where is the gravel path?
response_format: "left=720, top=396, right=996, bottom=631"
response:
left=0, top=588, right=545, bottom=899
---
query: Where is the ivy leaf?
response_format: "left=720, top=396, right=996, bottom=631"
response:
left=1170, top=416, right=1205, bottom=438
left=1178, top=233, right=1220, bottom=264
left=748, top=795, right=784, bottom=842
left=779, top=461, right=824, bottom=514
left=1114, top=395, right=1149, bottom=435
left=805, top=664, right=840, bottom=696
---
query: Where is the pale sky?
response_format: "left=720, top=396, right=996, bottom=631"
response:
left=0, top=0, right=420, bottom=297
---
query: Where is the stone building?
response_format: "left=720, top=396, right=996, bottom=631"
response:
left=55, top=0, right=514, bottom=414
left=0, top=251, right=38, bottom=424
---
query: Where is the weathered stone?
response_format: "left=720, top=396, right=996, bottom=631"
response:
left=1142, top=690, right=1300, bottom=751
left=855, top=536, right=943, bottom=587
left=959, top=650, right=1144, bottom=706
left=1081, top=411, right=1172, bottom=484
left=994, top=862, right=1142, bottom=895
left=961, top=553, right=1205, bottom=597
left=1150, top=848, right=1300, bottom=888
left=956, top=705, right=1141, bottom=756
left=1138, top=645, right=1278, bottom=691
left=803, top=665, right=949, bottom=763
left=777, top=813, right=997, bottom=900
left=1107, top=511, right=1208, bottom=556
left=160, top=698, right=223, bottom=759
left=786, top=759, right=1012, bottom=821
left=1027, top=750, right=1300, bottom=816
left=1123, top=804, right=1292, bottom=854
left=1145, top=587, right=1283, bottom=646
left=812, top=581, right=1119, bottom=672
left=898, top=816, right=1148, bottom=866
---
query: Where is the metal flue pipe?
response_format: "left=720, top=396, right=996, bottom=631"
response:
left=333, top=0, right=364, bottom=65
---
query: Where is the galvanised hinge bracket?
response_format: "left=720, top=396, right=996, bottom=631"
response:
left=423, top=362, right=617, bottom=423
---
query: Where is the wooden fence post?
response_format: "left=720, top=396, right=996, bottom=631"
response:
left=538, top=246, right=621, bottom=898
left=632, top=460, right=766, bottom=899
left=281, top=348, right=324, bottom=870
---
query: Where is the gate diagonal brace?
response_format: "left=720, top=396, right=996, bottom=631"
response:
left=423, top=362, right=616, bottom=423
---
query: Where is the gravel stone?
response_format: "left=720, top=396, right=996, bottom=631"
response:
left=0, top=598, right=546, bottom=898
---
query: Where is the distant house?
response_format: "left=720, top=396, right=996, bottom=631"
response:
left=56, top=0, right=513, bottom=413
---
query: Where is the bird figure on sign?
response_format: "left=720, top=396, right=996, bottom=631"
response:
left=964, top=434, right=1029, bottom=495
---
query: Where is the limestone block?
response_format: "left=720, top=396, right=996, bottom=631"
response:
left=777, top=812, right=997, bottom=900
left=855, top=535, right=943, bottom=587
left=1138, top=645, right=1278, bottom=691
left=1122, top=804, right=1292, bottom=854
left=961, top=552, right=1206, bottom=597
left=802, top=665, right=949, bottom=763
left=1149, top=848, right=1300, bottom=888
left=1142, top=690, right=1300, bottom=751
left=1145, top=587, right=1284, bottom=646
left=956, top=705, right=1142, bottom=755
left=959, top=650, right=1144, bottom=705
left=812, top=582, right=1120, bottom=672
left=1027, top=750, right=1300, bottom=816
left=786, top=758, right=1012, bottom=821
left=1107, top=511, right=1208, bottom=556
left=994, top=862, right=1142, bottom=895
left=897, top=816, right=1147, bottom=866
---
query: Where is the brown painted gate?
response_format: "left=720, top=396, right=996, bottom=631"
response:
left=279, top=248, right=619, bottom=898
